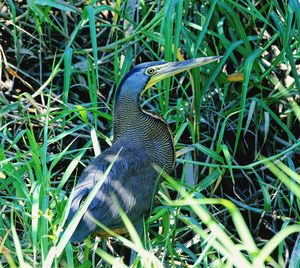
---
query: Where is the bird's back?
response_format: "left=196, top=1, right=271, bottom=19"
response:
left=67, top=140, right=159, bottom=242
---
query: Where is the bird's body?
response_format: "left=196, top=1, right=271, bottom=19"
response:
left=67, top=57, right=221, bottom=242
left=67, top=141, right=162, bottom=242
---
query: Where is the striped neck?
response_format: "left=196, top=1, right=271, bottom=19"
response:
left=113, top=94, right=175, bottom=174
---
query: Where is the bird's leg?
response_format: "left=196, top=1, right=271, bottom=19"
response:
left=129, top=218, right=144, bottom=266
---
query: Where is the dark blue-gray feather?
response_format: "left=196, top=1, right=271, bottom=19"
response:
left=67, top=141, right=158, bottom=242
left=115, top=61, right=166, bottom=102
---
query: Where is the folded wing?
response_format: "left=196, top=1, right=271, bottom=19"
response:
left=67, top=141, right=158, bottom=242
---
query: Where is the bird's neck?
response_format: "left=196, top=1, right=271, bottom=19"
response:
left=113, top=95, right=175, bottom=174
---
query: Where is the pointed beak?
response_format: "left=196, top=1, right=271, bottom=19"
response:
left=145, top=56, right=222, bottom=89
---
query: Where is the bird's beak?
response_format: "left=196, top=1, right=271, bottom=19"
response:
left=145, top=56, right=222, bottom=90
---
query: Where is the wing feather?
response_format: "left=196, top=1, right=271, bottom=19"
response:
left=67, top=141, right=158, bottom=242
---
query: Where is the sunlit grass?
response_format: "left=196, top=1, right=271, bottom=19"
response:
left=0, top=0, right=299, bottom=267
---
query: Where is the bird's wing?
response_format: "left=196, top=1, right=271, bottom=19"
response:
left=67, top=142, right=159, bottom=242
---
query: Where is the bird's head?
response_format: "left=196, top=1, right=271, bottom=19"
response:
left=115, top=56, right=222, bottom=102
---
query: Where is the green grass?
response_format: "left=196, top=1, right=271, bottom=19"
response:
left=0, top=0, right=300, bottom=267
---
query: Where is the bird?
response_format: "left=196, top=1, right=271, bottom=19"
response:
left=66, top=56, right=221, bottom=243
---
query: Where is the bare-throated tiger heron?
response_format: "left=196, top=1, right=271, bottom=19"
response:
left=67, top=56, right=221, bottom=242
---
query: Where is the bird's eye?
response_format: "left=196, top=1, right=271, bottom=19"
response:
left=146, top=67, right=156, bottom=76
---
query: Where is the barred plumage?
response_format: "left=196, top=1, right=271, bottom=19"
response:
left=67, top=57, right=221, bottom=242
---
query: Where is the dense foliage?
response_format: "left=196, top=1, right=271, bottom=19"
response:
left=0, top=1, right=299, bottom=267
